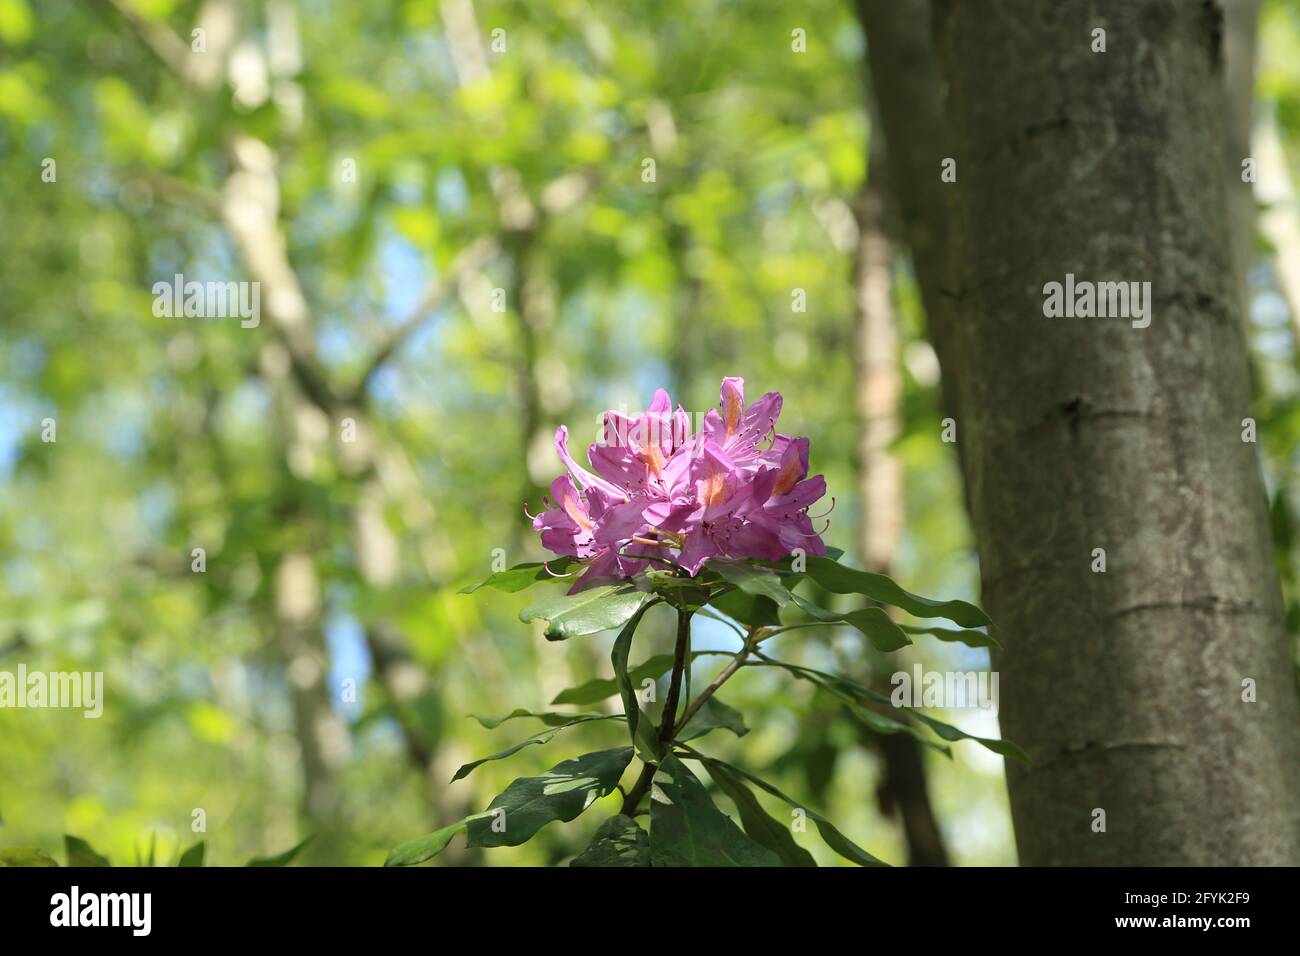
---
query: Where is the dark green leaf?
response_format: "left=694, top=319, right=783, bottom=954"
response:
left=611, top=601, right=657, bottom=755
left=648, top=754, right=781, bottom=867
left=468, top=709, right=612, bottom=729
left=521, top=587, right=651, bottom=641
left=246, top=836, right=313, bottom=867
left=676, top=695, right=748, bottom=742
left=64, top=835, right=110, bottom=867
left=466, top=747, right=634, bottom=849
left=452, top=715, right=623, bottom=781
left=906, top=709, right=1030, bottom=764
left=689, top=752, right=887, bottom=866
left=177, top=842, right=205, bottom=867
left=554, top=654, right=673, bottom=706
left=757, top=657, right=1026, bottom=763
left=804, top=557, right=991, bottom=627
left=789, top=596, right=912, bottom=652
left=646, top=571, right=713, bottom=610
left=755, top=657, right=950, bottom=756
left=570, top=814, right=650, bottom=867
left=709, top=559, right=796, bottom=607
left=900, top=623, right=1001, bottom=649
left=551, top=651, right=721, bottom=706
left=708, top=589, right=782, bottom=629
left=705, top=761, right=816, bottom=867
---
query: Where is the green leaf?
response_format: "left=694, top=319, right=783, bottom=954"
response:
left=64, top=834, right=110, bottom=867
left=906, top=709, right=1030, bottom=764
left=177, top=842, right=205, bottom=867
left=452, top=715, right=624, bottom=781
left=0, top=848, right=59, bottom=867
left=551, top=651, right=724, bottom=706
left=553, top=654, right=674, bottom=706
left=789, top=596, right=912, bottom=652
left=385, top=818, right=482, bottom=867
left=460, top=557, right=581, bottom=594
left=645, top=571, right=712, bottom=610
left=710, top=559, right=796, bottom=607
left=755, top=658, right=952, bottom=756
left=468, top=709, right=612, bottom=729
left=676, top=695, right=748, bottom=742
left=804, top=557, right=991, bottom=627
left=758, top=658, right=1027, bottom=763
left=466, top=747, right=634, bottom=849
left=708, top=589, right=782, bottom=629
left=900, top=624, right=1001, bottom=649
left=688, top=752, right=888, bottom=866
left=648, top=754, right=781, bottom=866
left=570, top=814, right=650, bottom=867
left=521, top=586, right=651, bottom=641
left=246, top=836, right=313, bottom=867
left=705, top=761, right=816, bottom=867
left=611, top=600, right=657, bottom=755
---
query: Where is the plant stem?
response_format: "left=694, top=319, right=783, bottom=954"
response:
left=620, top=608, right=692, bottom=816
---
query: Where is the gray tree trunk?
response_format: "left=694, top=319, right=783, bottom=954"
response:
left=867, top=0, right=1300, bottom=863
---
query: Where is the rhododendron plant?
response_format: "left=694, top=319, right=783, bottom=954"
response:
left=531, top=378, right=829, bottom=589
left=387, top=379, right=1024, bottom=868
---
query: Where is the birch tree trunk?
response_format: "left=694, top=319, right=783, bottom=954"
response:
left=916, top=0, right=1300, bottom=864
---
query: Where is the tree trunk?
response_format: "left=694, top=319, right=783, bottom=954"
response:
left=916, top=0, right=1300, bottom=864
left=1222, top=0, right=1259, bottom=325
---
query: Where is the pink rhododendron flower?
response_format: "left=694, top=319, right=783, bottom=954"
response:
left=530, top=378, right=829, bottom=591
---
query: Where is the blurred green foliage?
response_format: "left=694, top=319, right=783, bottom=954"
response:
left=29, top=0, right=1300, bottom=866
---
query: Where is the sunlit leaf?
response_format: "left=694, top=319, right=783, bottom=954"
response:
left=521, top=586, right=651, bottom=641
left=804, top=557, right=991, bottom=627
left=466, top=748, right=634, bottom=849
left=460, top=558, right=582, bottom=594
left=570, top=814, right=650, bottom=867
left=705, top=760, right=816, bottom=867
left=648, top=754, right=780, bottom=867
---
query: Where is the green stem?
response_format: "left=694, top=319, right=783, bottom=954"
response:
left=620, top=608, right=692, bottom=816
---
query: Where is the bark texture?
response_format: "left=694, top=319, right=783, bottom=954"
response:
left=920, top=0, right=1300, bottom=863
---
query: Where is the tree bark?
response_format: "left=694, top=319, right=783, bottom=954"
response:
left=914, top=0, right=1300, bottom=864
left=1222, top=0, right=1259, bottom=326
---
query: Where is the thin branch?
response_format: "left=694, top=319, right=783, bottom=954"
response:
left=350, top=236, right=499, bottom=402
left=674, top=630, right=756, bottom=734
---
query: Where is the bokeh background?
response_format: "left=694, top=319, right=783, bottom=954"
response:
left=3, top=0, right=1299, bottom=866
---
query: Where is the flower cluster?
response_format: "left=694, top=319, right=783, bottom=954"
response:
left=530, top=377, right=830, bottom=591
